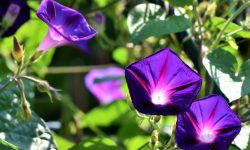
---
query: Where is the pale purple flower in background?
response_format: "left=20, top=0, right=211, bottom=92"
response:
left=36, top=0, right=96, bottom=52
left=0, top=0, right=30, bottom=37
left=176, top=95, right=241, bottom=150
left=93, top=11, right=105, bottom=32
left=93, top=11, right=105, bottom=26
left=85, top=67, right=125, bottom=104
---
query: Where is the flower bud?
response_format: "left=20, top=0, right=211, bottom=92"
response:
left=22, top=99, right=32, bottom=121
left=150, top=129, right=159, bottom=147
left=242, top=13, right=250, bottom=30
left=30, top=51, right=43, bottom=62
left=35, top=79, right=61, bottom=101
left=206, top=2, right=217, bottom=17
left=153, top=115, right=162, bottom=123
left=12, top=36, right=24, bottom=64
left=37, top=80, right=50, bottom=93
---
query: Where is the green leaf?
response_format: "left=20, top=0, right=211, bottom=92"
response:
left=80, top=101, right=129, bottom=128
left=232, top=125, right=250, bottom=150
left=211, top=17, right=250, bottom=38
left=53, top=133, right=74, bottom=150
left=124, top=136, right=149, bottom=150
left=69, top=137, right=118, bottom=150
left=203, top=49, right=250, bottom=101
left=112, top=47, right=128, bottom=65
left=167, top=0, right=194, bottom=7
left=127, top=3, right=191, bottom=43
left=0, top=57, right=10, bottom=76
left=0, top=76, right=57, bottom=149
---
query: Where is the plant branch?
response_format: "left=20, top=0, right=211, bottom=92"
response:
left=43, top=64, right=115, bottom=74
left=210, top=1, right=250, bottom=51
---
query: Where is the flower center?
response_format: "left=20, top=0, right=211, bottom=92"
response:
left=151, top=90, right=167, bottom=105
left=199, top=128, right=215, bottom=143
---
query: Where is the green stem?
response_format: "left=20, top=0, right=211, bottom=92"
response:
left=42, top=64, right=115, bottom=74
left=210, top=1, right=250, bottom=51
left=166, top=119, right=177, bottom=149
left=223, top=28, right=243, bottom=38
left=16, top=79, right=26, bottom=105
left=19, top=76, right=41, bottom=84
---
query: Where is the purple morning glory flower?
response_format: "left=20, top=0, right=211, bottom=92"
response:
left=125, top=48, right=201, bottom=115
left=36, top=0, right=96, bottom=52
left=0, top=0, right=30, bottom=37
left=84, top=67, right=125, bottom=104
left=176, top=95, right=241, bottom=150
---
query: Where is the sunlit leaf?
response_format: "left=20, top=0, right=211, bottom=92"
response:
left=124, top=136, right=149, bottom=150
left=211, top=17, right=250, bottom=38
left=203, top=49, right=250, bottom=101
left=167, top=0, right=194, bottom=7
left=233, top=125, right=250, bottom=150
left=127, top=3, right=191, bottom=43
left=112, top=47, right=128, bottom=65
left=69, top=137, right=118, bottom=150
left=80, top=100, right=129, bottom=128
left=53, top=133, right=74, bottom=150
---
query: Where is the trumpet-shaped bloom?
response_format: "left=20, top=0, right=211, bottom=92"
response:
left=176, top=95, right=241, bottom=150
left=125, top=48, right=201, bottom=115
left=0, top=0, right=30, bottom=37
left=36, top=0, right=96, bottom=52
left=85, top=67, right=125, bottom=104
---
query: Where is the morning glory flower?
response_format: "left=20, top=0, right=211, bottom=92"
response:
left=84, top=67, right=125, bottom=104
left=0, top=0, right=30, bottom=37
left=125, top=48, right=201, bottom=115
left=36, top=0, right=96, bottom=52
left=176, top=95, right=241, bottom=150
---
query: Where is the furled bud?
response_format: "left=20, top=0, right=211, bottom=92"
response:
left=30, top=51, right=43, bottom=62
left=242, top=13, right=250, bottom=30
left=205, top=2, right=217, bottom=17
left=35, top=79, right=61, bottom=101
left=150, top=129, right=159, bottom=147
left=226, top=36, right=238, bottom=50
left=12, top=36, right=24, bottom=64
left=37, top=80, right=50, bottom=93
left=22, top=98, right=32, bottom=121
left=153, top=115, right=162, bottom=123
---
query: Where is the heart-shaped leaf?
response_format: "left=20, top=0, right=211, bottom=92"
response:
left=127, top=3, right=191, bottom=43
left=203, top=49, right=250, bottom=101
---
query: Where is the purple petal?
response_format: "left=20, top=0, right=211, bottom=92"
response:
left=37, top=0, right=96, bottom=51
left=84, top=67, right=125, bottom=104
left=125, top=48, right=201, bottom=115
left=0, top=0, right=30, bottom=37
left=176, top=95, right=241, bottom=150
